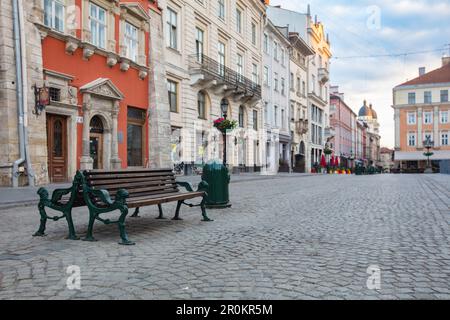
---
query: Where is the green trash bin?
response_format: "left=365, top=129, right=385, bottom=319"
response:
left=201, top=161, right=231, bottom=209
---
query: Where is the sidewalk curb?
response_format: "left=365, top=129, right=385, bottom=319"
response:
left=0, top=174, right=314, bottom=211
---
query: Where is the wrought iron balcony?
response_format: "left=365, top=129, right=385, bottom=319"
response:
left=188, top=54, right=262, bottom=102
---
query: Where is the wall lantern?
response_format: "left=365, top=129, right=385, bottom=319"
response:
left=33, top=84, right=50, bottom=116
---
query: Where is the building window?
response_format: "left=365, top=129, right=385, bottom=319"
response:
left=281, top=109, right=285, bottom=129
left=281, top=49, right=285, bottom=66
left=263, top=33, right=268, bottom=53
left=89, top=2, right=107, bottom=49
left=236, top=8, right=242, bottom=33
left=127, top=107, right=146, bottom=167
left=237, top=54, right=244, bottom=82
left=297, top=77, right=301, bottom=93
left=167, top=80, right=178, bottom=113
left=408, top=132, right=416, bottom=146
left=198, top=91, right=206, bottom=119
left=407, top=112, right=416, bottom=125
left=167, top=8, right=178, bottom=49
left=424, top=91, right=432, bottom=104
left=263, top=66, right=269, bottom=86
left=195, top=27, right=204, bottom=62
left=218, top=42, right=226, bottom=77
left=264, top=102, right=268, bottom=124
left=441, top=90, right=449, bottom=103
left=252, top=63, right=258, bottom=87
left=49, top=87, right=61, bottom=102
left=424, top=111, right=433, bottom=124
left=124, top=22, right=138, bottom=62
left=239, top=106, right=245, bottom=128
left=218, top=0, right=225, bottom=19
left=251, top=23, right=257, bottom=46
left=273, top=42, right=278, bottom=60
left=441, top=111, right=449, bottom=124
left=253, top=110, right=258, bottom=130
left=290, top=73, right=294, bottom=90
left=442, top=132, right=449, bottom=146
left=44, top=0, right=65, bottom=32
left=311, top=75, right=316, bottom=93
left=408, top=92, right=416, bottom=104
left=274, top=106, right=278, bottom=127
left=274, top=73, right=278, bottom=91
left=281, top=77, right=285, bottom=96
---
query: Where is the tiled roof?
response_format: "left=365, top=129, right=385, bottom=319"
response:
left=397, top=63, right=450, bottom=87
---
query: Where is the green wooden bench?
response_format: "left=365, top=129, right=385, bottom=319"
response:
left=34, top=169, right=212, bottom=245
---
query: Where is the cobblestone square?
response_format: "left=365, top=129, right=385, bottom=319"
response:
left=1, top=174, right=450, bottom=300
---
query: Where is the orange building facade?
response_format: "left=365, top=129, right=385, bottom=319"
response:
left=39, top=0, right=157, bottom=182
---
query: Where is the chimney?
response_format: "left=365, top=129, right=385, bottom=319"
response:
left=419, top=67, right=426, bottom=76
left=443, top=56, right=450, bottom=66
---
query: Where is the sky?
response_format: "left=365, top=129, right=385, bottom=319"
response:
left=270, top=0, right=450, bottom=148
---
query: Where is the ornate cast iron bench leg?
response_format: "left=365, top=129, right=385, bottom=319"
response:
left=173, top=201, right=183, bottom=220
left=131, top=207, right=140, bottom=218
left=33, top=187, right=80, bottom=240
left=156, top=204, right=165, bottom=219
left=118, top=206, right=135, bottom=246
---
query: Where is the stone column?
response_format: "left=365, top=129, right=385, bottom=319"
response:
left=80, top=94, right=93, bottom=170
left=147, top=6, right=172, bottom=169
left=434, top=106, right=440, bottom=147
left=110, top=100, right=122, bottom=169
left=417, top=107, right=423, bottom=148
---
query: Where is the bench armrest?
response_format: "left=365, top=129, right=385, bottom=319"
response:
left=197, top=180, right=209, bottom=193
left=50, top=187, right=73, bottom=203
left=176, top=181, right=194, bottom=192
left=88, top=189, right=114, bottom=206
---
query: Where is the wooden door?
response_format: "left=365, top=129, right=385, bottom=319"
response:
left=47, top=114, right=68, bottom=182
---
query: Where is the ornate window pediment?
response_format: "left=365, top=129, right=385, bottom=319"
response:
left=80, top=78, right=124, bottom=100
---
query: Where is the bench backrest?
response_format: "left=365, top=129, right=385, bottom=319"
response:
left=74, top=169, right=179, bottom=206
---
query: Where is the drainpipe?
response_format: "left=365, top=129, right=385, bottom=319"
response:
left=18, top=0, right=35, bottom=187
left=11, top=0, right=35, bottom=187
left=12, top=0, right=25, bottom=188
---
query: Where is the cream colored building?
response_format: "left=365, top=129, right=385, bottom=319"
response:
left=163, top=0, right=266, bottom=173
left=288, top=32, right=314, bottom=173
left=266, top=5, right=331, bottom=171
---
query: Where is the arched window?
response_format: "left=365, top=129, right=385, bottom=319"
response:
left=90, top=115, right=104, bottom=133
left=239, top=106, right=245, bottom=128
left=198, top=91, right=206, bottom=119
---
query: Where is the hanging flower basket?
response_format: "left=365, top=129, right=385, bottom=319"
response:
left=324, top=147, right=333, bottom=155
left=213, top=118, right=238, bottom=133
left=423, top=152, right=434, bottom=157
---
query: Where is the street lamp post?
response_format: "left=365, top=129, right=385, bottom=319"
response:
left=423, top=137, right=434, bottom=173
left=220, top=99, right=229, bottom=167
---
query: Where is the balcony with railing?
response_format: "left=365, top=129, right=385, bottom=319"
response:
left=188, top=54, right=262, bottom=104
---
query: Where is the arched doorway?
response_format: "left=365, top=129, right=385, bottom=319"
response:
left=90, top=115, right=104, bottom=169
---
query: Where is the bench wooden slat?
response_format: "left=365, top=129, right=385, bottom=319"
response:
left=126, top=192, right=205, bottom=208
left=87, top=168, right=173, bottom=174
left=88, top=176, right=176, bottom=186
left=86, top=172, right=175, bottom=180
left=90, top=180, right=177, bottom=190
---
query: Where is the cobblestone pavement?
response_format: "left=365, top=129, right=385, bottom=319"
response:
left=0, top=174, right=450, bottom=300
